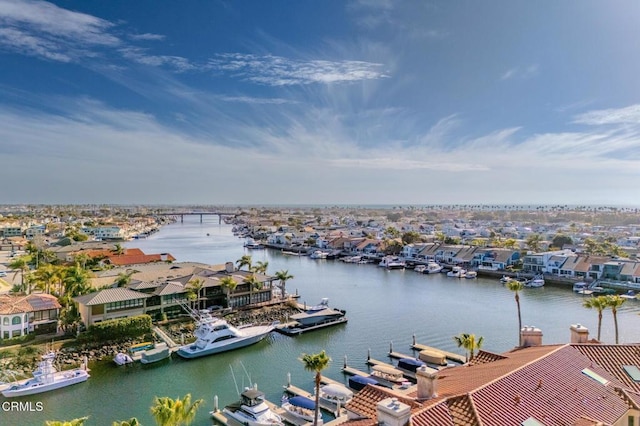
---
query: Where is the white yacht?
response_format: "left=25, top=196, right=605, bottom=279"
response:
left=176, top=311, right=276, bottom=359
left=309, top=250, right=329, bottom=259
left=113, top=352, right=134, bottom=366
left=424, top=262, right=443, bottom=274
left=447, top=266, right=466, bottom=278
left=414, top=265, right=427, bottom=273
left=378, top=256, right=406, bottom=269
left=277, top=299, right=347, bottom=335
left=2, top=352, right=89, bottom=397
left=525, top=275, right=545, bottom=288
left=465, top=271, right=478, bottom=279
left=221, top=387, right=283, bottom=426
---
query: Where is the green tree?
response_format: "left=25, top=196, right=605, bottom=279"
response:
left=252, top=261, right=269, bottom=275
left=63, top=264, right=92, bottom=298
left=187, top=278, right=205, bottom=310
left=236, top=255, right=252, bottom=271
left=34, top=263, right=62, bottom=295
left=114, top=271, right=135, bottom=288
left=219, top=276, right=238, bottom=307
left=583, top=296, right=609, bottom=342
left=300, top=351, right=331, bottom=426
left=506, top=280, right=525, bottom=346
left=150, top=394, right=203, bottom=426
left=384, top=226, right=401, bottom=238
left=45, top=417, right=89, bottom=426
left=551, top=233, right=573, bottom=249
left=112, top=243, right=125, bottom=255
left=8, top=256, right=30, bottom=287
left=503, top=239, right=518, bottom=250
left=453, top=333, right=484, bottom=362
left=274, top=270, right=293, bottom=299
left=401, top=231, right=421, bottom=245
left=526, top=234, right=543, bottom=252
left=606, top=295, right=625, bottom=344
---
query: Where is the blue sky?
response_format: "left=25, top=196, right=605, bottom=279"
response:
left=1, top=0, right=639, bottom=205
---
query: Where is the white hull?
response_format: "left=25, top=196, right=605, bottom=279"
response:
left=177, top=324, right=274, bottom=359
left=2, top=370, right=89, bottom=397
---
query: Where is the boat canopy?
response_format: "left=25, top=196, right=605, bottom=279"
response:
left=372, top=365, right=404, bottom=376
left=321, top=384, right=353, bottom=398
left=398, top=358, right=425, bottom=371
left=288, top=396, right=316, bottom=410
left=350, top=375, right=378, bottom=385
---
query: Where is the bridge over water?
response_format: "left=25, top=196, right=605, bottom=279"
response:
left=155, top=211, right=237, bottom=224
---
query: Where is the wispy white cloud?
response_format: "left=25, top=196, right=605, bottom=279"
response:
left=217, top=95, right=296, bottom=105
left=119, top=47, right=195, bottom=72
left=129, top=33, right=165, bottom=41
left=0, top=0, right=119, bottom=61
left=501, top=64, right=539, bottom=80
left=573, top=104, right=640, bottom=126
left=208, top=53, right=388, bottom=86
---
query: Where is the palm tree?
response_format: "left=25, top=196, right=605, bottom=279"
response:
left=274, top=270, right=294, bottom=299
left=112, top=419, right=141, bottom=426
left=606, top=295, right=625, bottom=344
left=187, top=278, right=205, bottom=310
left=252, top=260, right=269, bottom=274
left=63, top=264, right=92, bottom=298
left=45, top=417, right=89, bottom=426
left=236, top=255, right=252, bottom=271
left=35, top=263, right=62, bottom=295
left=8, top=256, right=29, bottom=287
left=300, top=350, right=331, bottom=426
left=219, top=276, right=238, bottom=308
left=113, top=243, right=125, bottom=255
left=150, top=394, right=203, bottom=426
left=114, top=271, right=135, bottom=288
left=526, top=234, right=543, bottom=253
left=583, top=295, right=609, bottom=341
left=453, top=333, right=485, bottom=362
left=506, top=280, right=525, bottom=346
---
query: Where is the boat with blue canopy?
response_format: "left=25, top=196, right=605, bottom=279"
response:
left=348, top=375, right=379, bottom=391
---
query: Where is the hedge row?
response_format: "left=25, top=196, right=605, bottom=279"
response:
left=85, top=315, right=153, bottom=342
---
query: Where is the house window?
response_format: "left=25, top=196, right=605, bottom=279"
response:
left=629, top=416, right=634, bottom=426
left=2, top=317, right=8, bottom=325
left=3, top=331, right=8, bottom=339
left=12, top=316, right=21, bottom=325
left=24, top=314, right=28, bottom=322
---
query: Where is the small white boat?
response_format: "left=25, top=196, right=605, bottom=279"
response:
left=447, top=266, right=466, bottom=278
left=281, top=396, right=321, bottom=424
left=500, top=275, right=513, bottom=284
left=318, top=383, right=353, bottom=410
left=414, top=265, right=426, bottom=273
left=139, top=342, right=171, bottom=364
left=244, top=238, right=265, bottom=249
left=2, top=352, right=89, bottom=398
left=525, top=275, right=545, bottom=288
left=424, top=262, right=443, bottom=274
left=620, top=290, right=638, bottom=300
left=378, top=256, right=406, bottom=269
left=221, top=386, right=283, bottom=426
left=113, top=352, right=134, bottom=366
left=309, top=250, right=329, bottom=259
left=465, top=271, right=478, bottom=279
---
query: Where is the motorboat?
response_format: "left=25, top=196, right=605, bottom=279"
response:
left=244, top=238, right=265, bottom=249
left=447, top=266, right=466, bottom=278
left=113, top=352, right=134, bottom=366
left=318, top=383, right=353, bottom=409
left=525, top=275, right=545, bottom=288
left=176, top=311, right=276, bottom=359
left=396, top=358, right=426, bottom=375
left=139, top=342, right=171, bottom=364
left=500, top=275, right=513, bottom=284
left=2, top=351, right=89, bottom=397
left=348, top=374, right=379, bottom=391
left=281, top=396, right=321, bottom=424
left=424, top=262, right=443, bottom=274
left=309, top=250, right=330, bottom=259
left=465, top=271, right=478, bottom=279
left=221, top=386, right=283, bottom=426
left=277, top=299, right=347, bottom=335
left=369, top=365, right=407, bottom=388
left=620, top=290, right=638, bottom=300
left=573, top=282, right=588, bottom=292
left=414, top=265, right=426, bottom=273
left=378, top=256, right=406, bottom=269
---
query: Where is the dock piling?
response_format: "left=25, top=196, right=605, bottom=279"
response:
left=287, top=372, right=291, bottom=387
left=367, top=348, right=371, bottom=360
left=390, top=341, right=393, bottom=354
left=214, top=395, right=218, bottom=412
left=343, top=355, right=347, bottom=369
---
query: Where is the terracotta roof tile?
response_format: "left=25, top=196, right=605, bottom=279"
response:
left=572, top=344, right=640, bottom=392
left=411, top=401, right=454, bottom=426
left=344, top=385, right=421, bottom=420
left=0, top=293, right=61, bottom=314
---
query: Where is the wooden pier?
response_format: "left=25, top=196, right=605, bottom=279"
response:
left=410, top=336, right=466, bottom=364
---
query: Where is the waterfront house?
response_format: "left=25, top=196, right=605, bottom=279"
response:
left=341, top=326, right=640, bottom=426
left=0, top=293, right=61, bottom=340
left=472, top=248, right=520, bottom=271
left=415, top=243, right=441, bottom=262
left=522, top=249, right=574, bottom=274
left=73, top=288, right=151, bottom=326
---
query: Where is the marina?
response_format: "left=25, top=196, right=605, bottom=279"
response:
left=4, top=218, right=640, bottom=425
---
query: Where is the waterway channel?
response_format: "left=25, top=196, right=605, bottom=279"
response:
left=7, top=217, right=640, bottom=425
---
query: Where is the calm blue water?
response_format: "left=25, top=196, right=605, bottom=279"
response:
left=6, top=216, right=640, bottom=425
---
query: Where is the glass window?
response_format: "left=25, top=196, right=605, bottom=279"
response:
left=2, top=317, right=8, bottom=325
left=12, top=316, right=21, bottom=325
left=24, top=314, right=28, bottom=322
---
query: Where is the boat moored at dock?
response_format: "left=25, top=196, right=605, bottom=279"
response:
left=2, top=352, right=89, bottom=398
left=317, top=384, right=353, bottom=409
left=276, top=299, right=347, bottom=336
left=221, top=386, right=284, bottom=426
left=378, top=256, right=406, bottom=270
left=280, top=395, right=321, bottom=424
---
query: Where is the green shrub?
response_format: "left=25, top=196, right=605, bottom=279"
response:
left=0, top=333, right=36, bottom=347
left=85, top=315, right=153, bottom=343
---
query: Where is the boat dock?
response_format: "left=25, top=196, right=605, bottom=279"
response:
left=410, top=336, right=466, bottom=364
left=283, top=374, right=347, bottom=417
left=275, top=317, right=348, bottom=336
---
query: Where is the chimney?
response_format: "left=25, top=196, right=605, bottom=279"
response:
left=225, top=262, right=235, bottom=273
left=520, top=326, right=543, bottom=347
left=415, top=365, right=439, bottom=400
left=376, top=398, right=411, bottom=426
left=160, top=253, right=168, bottom=261
left=570, top=324, right=589, bottom=343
